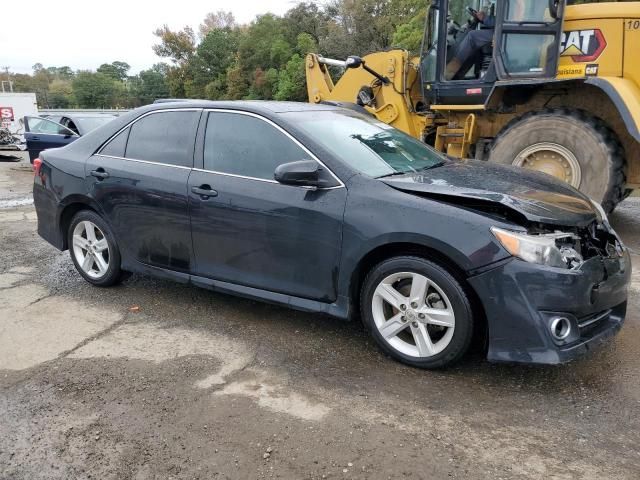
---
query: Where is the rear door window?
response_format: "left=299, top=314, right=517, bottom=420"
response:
left=204, top=112, right=308, bottom=180
left=125, top=111, right=200, bottom=167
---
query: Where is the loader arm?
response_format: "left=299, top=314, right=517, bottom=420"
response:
left=305, top=51, right=429, bottom=139
left=306, top=54, right=336, bottom=104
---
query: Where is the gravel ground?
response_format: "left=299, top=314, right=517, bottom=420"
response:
left=1, top=151, right=639, bottom=479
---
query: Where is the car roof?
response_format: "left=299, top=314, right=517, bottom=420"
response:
left=147, top=100, right=339, bottom=114
left=55, top=101, right=351, bottom=164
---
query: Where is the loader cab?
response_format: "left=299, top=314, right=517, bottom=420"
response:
left=421, top=0, right=566, bottom=106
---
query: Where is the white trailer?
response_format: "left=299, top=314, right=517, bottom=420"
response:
left=0, top=92, right=38, bottom=149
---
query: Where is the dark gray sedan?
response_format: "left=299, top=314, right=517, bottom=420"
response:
left=32, top=101, right=630, bottom=368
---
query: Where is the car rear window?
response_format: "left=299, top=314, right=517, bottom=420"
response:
left=125, top=111, right=200, bottom=167
left=204, top=112, right=308, bottom=180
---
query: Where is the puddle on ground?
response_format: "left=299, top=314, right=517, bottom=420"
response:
left=214, top=373, right=331, bottom=422
left=0, top=283, right=122, bottom=370
left=0, top=197, right=34, bottom=209
left=70, top=323, right=252, bottom=373
left=69, top=321, right=330, bottom=421
left=0, top=273, right=27, bottom=289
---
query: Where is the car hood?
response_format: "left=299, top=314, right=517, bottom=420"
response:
left=382, top=160, right=598, bottom=227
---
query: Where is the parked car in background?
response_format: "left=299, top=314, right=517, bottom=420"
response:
left=24, top=113, right=116, bottom=162
left=32, top=101, right=630, bottom=369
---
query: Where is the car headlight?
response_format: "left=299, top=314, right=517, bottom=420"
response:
left=491, top=227, right=583, bottom=269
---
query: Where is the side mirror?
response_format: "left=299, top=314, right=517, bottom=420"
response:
left=274, top=160, right=323, bottom=187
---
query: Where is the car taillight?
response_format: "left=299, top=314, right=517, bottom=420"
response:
left=33, top=158, right=42, bottom=176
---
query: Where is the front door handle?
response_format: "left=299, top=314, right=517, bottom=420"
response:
left=90, top=168, right=109, bottom=180
left=191, top=185, right=218, bottom=199
left=31, top=136, right=41, bottom=141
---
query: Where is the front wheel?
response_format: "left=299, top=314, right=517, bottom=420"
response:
left=489, top=109, right=626, bottom=213
left=360, top=256, right=474, bottom=369
left=68, top=210, right=125, bottom=287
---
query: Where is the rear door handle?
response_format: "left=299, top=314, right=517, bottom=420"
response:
left=90, top=168, right=109, bottom=180
left=191, top=185, right=218, bottom=199
left=31, top=136, right=41, bottom=141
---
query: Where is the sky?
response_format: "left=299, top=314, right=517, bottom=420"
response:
left=1, top=0, right=298, bottom=75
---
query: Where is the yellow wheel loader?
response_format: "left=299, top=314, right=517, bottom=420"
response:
left=306, top=0, right=640, bottom=212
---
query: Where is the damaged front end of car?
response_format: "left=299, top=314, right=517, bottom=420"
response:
left=491, top=207, right=626, bottom=273
left=471, top=207, right=629, bottom=364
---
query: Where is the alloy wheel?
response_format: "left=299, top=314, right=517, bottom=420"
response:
left=72, top=220, right=110, bottom=279
left=371, top=272, right=455, bottom=358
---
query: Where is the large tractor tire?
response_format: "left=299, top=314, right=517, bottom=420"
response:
left=489, top=109, right=626, bottom=213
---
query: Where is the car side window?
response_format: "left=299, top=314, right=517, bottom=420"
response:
left=64, top=118, right=80, bottom=135
left=204, top=112, right=309, bottom=180
left=27, top=117, right=75, bottom=136
left=100, top=127, right=130, bottom=157
left=125, top=111, right=200, bottom=167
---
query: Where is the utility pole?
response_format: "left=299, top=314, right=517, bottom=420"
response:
left=1, top=67, right=13, bottom=93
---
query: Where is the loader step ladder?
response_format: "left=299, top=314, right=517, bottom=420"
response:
left=434, top=114, right=478, bottom=158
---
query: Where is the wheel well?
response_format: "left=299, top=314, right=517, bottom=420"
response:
left=59, top=203, right=97, bottom=250
left=349, top=243, right=488, bottom=348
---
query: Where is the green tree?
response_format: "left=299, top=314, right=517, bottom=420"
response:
left=48, top=79, right=74, bottom=108
left=190, top=26, right=241, bottom=96
left=225, top=58, right=250, bottom=100
left=134, top=64, right=170, bottom=104
left=199, top=10, right=236, bottom=38
left=153, top=25, right=196, bottom=65
left=97, top=61, right=131, bottom=81
left=72, top=71, right=121, bottom=108
left=283, top=2, right=330, bottom=45
left=392, top=0, right=426, bottom=53
left=275, top=54, right=307, bottom=101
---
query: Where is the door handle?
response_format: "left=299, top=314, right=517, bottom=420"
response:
left=31, top=136, right=41, bottom=141
left=191, top=185, right=218, bottom=199
left=90, top=168, right=109, bottom=180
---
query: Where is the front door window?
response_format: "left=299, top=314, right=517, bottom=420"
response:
left=25, top=116, right=76, bottom=136
left=493, top=0, right=565, bottom=78
left=442, top=0, right=497, bottom=81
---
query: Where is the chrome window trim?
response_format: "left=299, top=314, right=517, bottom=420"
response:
left=202, top=108, right=345, bottom=189
left=29, top=132, right=78, bottom=138
left=94, top=154, right=193, bottom=170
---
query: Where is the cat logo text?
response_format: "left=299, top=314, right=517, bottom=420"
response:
left=560, top=29, right=607, bottom=62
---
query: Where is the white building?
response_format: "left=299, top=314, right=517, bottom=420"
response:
left=0, top=92, right=38, bottom=135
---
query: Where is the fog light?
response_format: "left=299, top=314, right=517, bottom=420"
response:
left=550, top=317, right=572, bottom=341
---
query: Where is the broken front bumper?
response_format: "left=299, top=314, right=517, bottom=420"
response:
left=468, top=249, right=631, bottom=365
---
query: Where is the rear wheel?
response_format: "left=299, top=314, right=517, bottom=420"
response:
left=360, top=256, right=474, bottom=369
left=68, top=210, right=125, bottom=287
left=489, top=109, right=626, bottom=213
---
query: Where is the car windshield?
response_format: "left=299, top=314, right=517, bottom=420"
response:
left=286, top=110, right=447, bottom=178
left=76, top=116, right=116, bottom=132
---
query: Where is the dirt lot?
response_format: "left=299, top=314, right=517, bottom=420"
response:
left=1, top=151, right=639, bottom=480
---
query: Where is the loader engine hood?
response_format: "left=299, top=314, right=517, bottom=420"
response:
left=382, top=160, right=598, bottom=227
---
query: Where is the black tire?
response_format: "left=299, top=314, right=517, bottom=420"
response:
left=360, top=256, right=474, bottom=369
left=489, top=108, right=626, bottom=213
left=68, top=210, right=125, bottom=287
